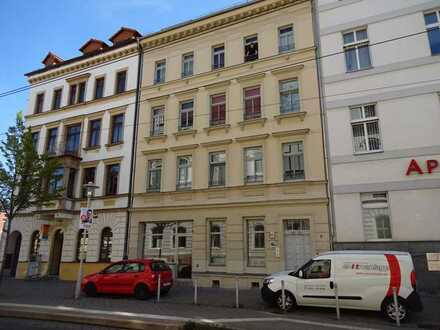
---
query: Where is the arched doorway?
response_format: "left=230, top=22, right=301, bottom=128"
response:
left=4, top=231, right=21, bottom=277
left=48, top=229, right=64, bottom=276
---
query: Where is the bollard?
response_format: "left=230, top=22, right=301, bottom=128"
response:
left=281, top=280, right=286, bottom=312
left=156, top=273, right=161, bottom=303
left=392, top=287, right=400, bottom=327
left=334, top=282, right=341, bottom=320
left=235, top=277, right=240, bottom=308
left=194, top=279, right=198, bottom=305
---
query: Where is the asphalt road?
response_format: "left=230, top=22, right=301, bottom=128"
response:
left=0, top=318, right=124, bottom=330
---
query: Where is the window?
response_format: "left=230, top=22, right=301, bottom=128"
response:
left=99, top=227, right=113, bottom=262
left=280, top=79, right=300, bottom=113
left=151, top=106, right=165, bottom=136
left=48, top=167, right=64, bottom=193
left=68, top=81, right=87, bottom=105
left=424, top=11, right=440, bottom=55
left=29, top=231, right=41, bottom=261
left=279, top=25, right=294, bottom=53
left=94, top=77, right=105, bottom=99
left=31, top=132, right=39, bottom=151
left=110, top=114, right=124, bottom=144
left=88, top=119, right=101, bottom=148
left=66, top=168, right=77, bottom=198
left=82, top=167, right=96, bottom=198
left=285, top=219, right=310, bottom=232
left=125, top=262, right=144, bottom=273
left=151, top=225, right=163, bottom=249
left=182, top=52, right=194, bottom=77
left=172, top=225, right=189, bottom=249
left=34, top=93, right=44, bottom=114
left=302, top=259, right=331, bottom=279
left=244, top=86, right=261, bottom=120
left=244, top=35, right=258, bottom=62
left=351, top=104, right=381, bottom=153
left=283, top=142, right=305, bottom=181
left=154, top=60, right=166, bottom=84
left=52, top=89, right=62, bottom=110
left=343, top=28, right=371, bottom=72
left=212, top=45, right=225, bottom=70
left=147, top=159, right=162, bottom=192
left=209, top=152, right=226, bottom=187
left=76, top=229, right=88, bottom=262
left=64, top=124, right=81, bottom=155
left=210, top=94, right=226, bottom=126
left=46, top=127, right=58, bottom=154
left=176, top=156, right=192, bottom=190
left=104, top=262, right=124, bottom=273
left=247, top=219, right=265, bottom=267
left=179, top=100, right=194, bottom=130
left=245, top=147, right=263, bottom=183
left=115, top=71, right=127, bottom=94
left=361, top=192, right=392, bottom=240
left=105, top=164, right=120, bottom=195
left=209, top=220, right=225, bottom=265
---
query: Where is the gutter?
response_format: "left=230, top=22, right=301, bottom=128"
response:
left=123, top=37, right=144, bottom=259
left=311, top=0, right=337, bottom=249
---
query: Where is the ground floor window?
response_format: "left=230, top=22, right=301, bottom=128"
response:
left=209, top=220, right=226, bottom=266
left=247, top=219, right=265, bottom=267
left=99, top=227, right=113, bottom=262
left=361, top=192, right=392, bottom=240
left=29, top=230, right=41, bottom=261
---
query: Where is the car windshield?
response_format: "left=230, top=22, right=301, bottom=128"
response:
left=150, top=260, right=171, bottom=272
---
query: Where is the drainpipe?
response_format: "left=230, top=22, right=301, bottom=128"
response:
left=311, top=0, right=337, bottom=250
left=123, top=37, right=144, bottom=259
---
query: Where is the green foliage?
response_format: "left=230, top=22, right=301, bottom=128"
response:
left=0, top=112, right=61, bottom=223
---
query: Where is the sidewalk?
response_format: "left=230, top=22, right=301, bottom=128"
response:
left=0, top=278, right=438, bottom=330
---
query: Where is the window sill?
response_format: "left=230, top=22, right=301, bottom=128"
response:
left=204, top=124, right=230, bottom=135
left=366, top=239, right=392, bottom=242
left=105, top=142, right=123, bottom=147
left=274, top=111, right=306, bottom=123
left=83, top=145, right=100, bottom=151
left=353, top=149, right=383, bottom=156
left=145, top=135, right=167, bottom=143
left=346, top=66, right=374, bottom=74
left=174, top=129, right=197, bottom=140
left=238, top=117, right=266, bottom=130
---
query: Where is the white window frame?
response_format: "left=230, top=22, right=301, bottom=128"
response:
left=361, top=192, right=392, bottom=241
left=182, top=52, right=194, bottom=78
left=212, top=44, right=225, bottom=70
left=282, top=141, right=305, bottom=181
left=424, top=10, right=440, bottom=55
left=179, top=100, right=194, bottom=130
left=209, top=220, right=226, bottom=266
left=176, top=155, right=192, bottom=190
left=154, top=60, right=166, bottom=84
left=350, top=104, right=382, bottom=154
left=209, top=151, right=226, bottom=187
left=151, top=106, right=165, bottom=136
left=244, top=147, right=263, bottom=183
left=147, top=159, right=162, bottom=192
left=343, top=28, right=371, bottom=72
left=150, top=225, right=164, bottom=249
left=278, top=24, right=294, bottom=53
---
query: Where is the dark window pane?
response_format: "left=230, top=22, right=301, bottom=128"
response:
left=69, top=85, right=77, bottom=105
left=95, top=78, right=105, bottom=99
left=106, top=164, right=120, bottom=195
left=99, top=227, right=113, bottom=262
left=111, top=114, right=124, bottom=144
left=116, top=71, right=127, bottom=93
left=358, top=45, right=371, bottom=69
left=52, top=89, right=62, bottom=110
left=78, top=82, right=86, bottom=103
left=428, top=27, right=440, bottom=55
left=88, top=119, right=101, bottom=147
left=345, top=48, right=358, bottom=71
left=424, top=13, right=438, bottom=25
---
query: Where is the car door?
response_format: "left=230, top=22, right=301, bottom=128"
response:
left=118, top=262, right=144, bottom=294
left=295, top=258, right=336, bottom=307
left=97, top=262, right=125, bottom=294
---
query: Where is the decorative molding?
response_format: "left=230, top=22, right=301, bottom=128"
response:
left=203, top=124, right=231, bottom=135
left=200, top=139, right=233, bottom=148
left=238, top=117, right=267, bottom=130
left=236, top=72, right=266, bottom=83
left=271, top=64, right=304, bottom=76
left=102, top=156, right=123, bottom=164
left=82, top=146, right=101, bottom=152
left=173, top=129, right=198, bottom=140
left=142, top=148, right=168, bottom=155
left=235, top=134, right=270, bottom=143
left=205, top=80, right=231, bottom=91
left=144, top=135, right=168, bottom=143
left=272, top=128, right=310, bottom=138
left=274, top=111, right=307, bottom=123
left=169, top=144, right=199, bottom=151
left=80, top=160, right=100, bottom=167
left=66, top=73, right=91, bottom=83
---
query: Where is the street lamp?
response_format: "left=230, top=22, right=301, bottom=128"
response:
left=74, top=182, right=99, bottom=299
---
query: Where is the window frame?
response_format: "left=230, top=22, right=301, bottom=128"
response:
left=147, top=159, right=162, bottom=192
left=424, top=10, right=440, bottom=55
left=209, top=220, right=226, bottom=266
left=151, top=225, right=164, bottom=249
left=247, top=219, right=265, bottom=267
left=46, top=127, right=58, bottom=154
left=244, top=146, right=264, bottom=184
left=176, top=155, right=192, bottom=190
left=105, top=163, right=120, bottom=196
left=182, top=52, right=194, bottom=78
left=115, top=70, right=127, bottom=94
left=34, top=93, right=45, bottom=114
left=87, top=118, right=102, bottom=148
left=179, top=100, right=194, bottom=131
left=151, top=106, right=165, bottom=136
left=94, top=76, right=105, bottom=99
left=243, top=86, right=261, bottom=120
left=212, top=44, right=225, bottom=70
left=99, top=227, right=113, bottom=262
left=361, top=192, right=392, bottom=241
left=210, top=93, right=226, bottom=126
left=279, top=79, right=300, bottom=114
left=64, top=124, right=81, bottom=155
left=154, top=60, right=166, bottom=84
left=82, top=167, right=96, bottom=198
left=244, top=34, right=259, bottom=62
left=350, top=104, right=382, bottom=154
left=343, top=28, right=372, bottom=72
left=209, top=151, right=226, bottom=187
left=68, top=80, right=87, bottom=105
left=52, top=88, right=63, bottom=110
left=282, top=141, right=305, bottom=181
left=278, top=24, right=295, bottom=53
left=109, top=113, right=124, bottom=145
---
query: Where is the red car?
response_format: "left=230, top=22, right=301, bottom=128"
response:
left=81, top=259, right=173, bottom=300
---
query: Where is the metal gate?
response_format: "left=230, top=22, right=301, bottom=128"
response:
left=284, top=219, right=312, bottom=271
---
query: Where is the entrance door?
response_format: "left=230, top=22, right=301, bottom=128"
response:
left=5, top=231, right=22, bottom=277
left=49, top=229, right=64, bottom=276
left=284, top=219, right=312, bottom=271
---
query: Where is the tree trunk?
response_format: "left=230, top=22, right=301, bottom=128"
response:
left=0, top=216, right=13, bottom=287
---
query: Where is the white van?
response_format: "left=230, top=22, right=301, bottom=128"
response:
left=261, top=251, right=423, bottom=322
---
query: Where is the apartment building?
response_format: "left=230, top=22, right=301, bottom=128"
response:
left=2, top=28, right=141, bottom=280
left=317, top=0, right=440, bottom=291
left=129, top=0, right=330, bottom=288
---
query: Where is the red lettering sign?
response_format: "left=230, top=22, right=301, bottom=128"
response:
left=406, top=159, right=423, bottom=176
left=427, top=159, right=439, bottom=174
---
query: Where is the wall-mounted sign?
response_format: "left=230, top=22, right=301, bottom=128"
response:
left=427, top=253, right=440, bottom=272
left=79, top=208, right=93, bottom=229
left=406, top=159, right=438, bottom=176
left=41, top=224, right=50, bottom=240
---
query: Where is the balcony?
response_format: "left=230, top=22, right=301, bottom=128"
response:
left=47, top=142, right=82, bottom=168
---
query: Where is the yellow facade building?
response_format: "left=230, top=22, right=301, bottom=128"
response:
left=128, top=0, right=330, bottom=288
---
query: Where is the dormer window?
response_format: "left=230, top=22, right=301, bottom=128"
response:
left=244, top=35, right=258, bottom=62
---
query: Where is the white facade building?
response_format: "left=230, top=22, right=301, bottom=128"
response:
left=317, top=0, right=440, bottom=291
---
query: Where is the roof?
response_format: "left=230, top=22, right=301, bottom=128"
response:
left=319, top=250, right=411, bottom=256
left=109, top=27, right=141, bottom=43
left=79, top=38, right=109, bottom=53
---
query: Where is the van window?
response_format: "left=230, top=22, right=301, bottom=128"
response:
left=124, top=262, right=144, bottom=273
left=150, top=260, right=171, bottom=272
left=103, top=263, right=124, bottom=274
left=303, top=259, right=331, bottom=279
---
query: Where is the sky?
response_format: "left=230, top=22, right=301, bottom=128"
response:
left=0, top=0, right=244, bottom=140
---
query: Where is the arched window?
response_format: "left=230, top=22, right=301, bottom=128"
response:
left=76, top=229, right=89, bottom=262
left=29, top=231, right=41, bottom=261
left=99, top=227, right=112, bottom=262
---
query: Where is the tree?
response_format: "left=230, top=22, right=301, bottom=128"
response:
left=0, top=113, right=61, bottom=286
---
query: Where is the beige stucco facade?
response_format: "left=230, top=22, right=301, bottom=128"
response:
left=129, top=0, right=330, bottom=288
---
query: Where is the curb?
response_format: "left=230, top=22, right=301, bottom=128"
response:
left=0, top=303, right=186, bottom=330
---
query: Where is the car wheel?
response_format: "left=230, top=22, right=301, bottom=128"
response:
left=134, top=284, right=150, bottom=300
left=84, top=282, right=97, bottom=297
left=383, top=297, right=408, bottom=322
left=276, top=291, right=296, bottom=312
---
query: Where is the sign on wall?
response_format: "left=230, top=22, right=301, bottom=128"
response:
left=406, top=159, right=438, bottom=176
left=427, top=253, right=440, bottom=271
left=79, top=208, right=93, bottom=229
left=40, top=224, right=50, bottom=240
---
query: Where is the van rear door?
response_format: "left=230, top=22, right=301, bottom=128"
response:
left=296, top=257, right=336, bottom=307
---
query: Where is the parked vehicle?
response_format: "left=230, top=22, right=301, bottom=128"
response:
left=81, top=259, right=173, bottom=300
left=261, top=251, right=423, bottom=322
